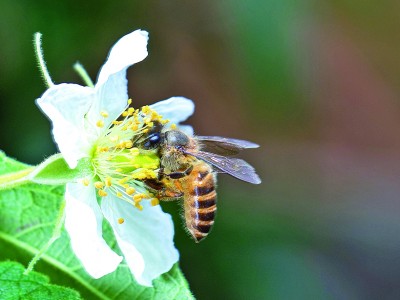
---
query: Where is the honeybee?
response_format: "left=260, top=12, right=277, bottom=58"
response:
left=139, top=124, right=261, bottom=242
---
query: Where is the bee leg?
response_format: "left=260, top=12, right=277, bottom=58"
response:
left=143, top=179, right=183, bottom=201
left=165, top=165, right=194, bottom=179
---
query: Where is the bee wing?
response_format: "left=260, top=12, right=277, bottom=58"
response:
left=186, top=150, right=261, bottom=184
left=197, top=136, right=259, bottom=156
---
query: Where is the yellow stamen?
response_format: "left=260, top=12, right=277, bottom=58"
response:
left=105, top=177, right=112, bottom=187
left=135, top=203, right=143, bottom=211
left=127, top=98, right=132, bottom=105
left=133, top=193, right=145, bottom=202
left=94, top=181, right=104, bottom=189
left=96, top=120, right=104, bottom=128
left=82, top=178, right=90, bottom=186
left=150, top=198, right=160, bottom=206
left=170, top=123, right=177, bottom=129
left=118, top=177, right=130, bottom=185
left=116, top=192, right=123, bottom=198
left=125, top=187, right=136, bottom=195
left=98, top=189, right=108, bottom=197
left=100, top=111, right=109, bottom=118
left=118, top=218, right=125, bottom=224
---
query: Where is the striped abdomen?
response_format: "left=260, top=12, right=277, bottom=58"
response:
left=183, top=162, right=217, bottom=242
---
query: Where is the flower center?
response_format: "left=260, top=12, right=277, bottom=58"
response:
left=88, top=101, right=169, bottom=210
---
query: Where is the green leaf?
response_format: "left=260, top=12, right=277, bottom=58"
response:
left=0, top=151, right=194, bottom=300
left=0, top=261, right=81, bottom=299
left=28, top=154, right=92, bottom=185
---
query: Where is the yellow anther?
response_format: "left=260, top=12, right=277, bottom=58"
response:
left=170, top=123, right=177, bottom=129
left=161, top=119, right=169, bottom=125
left=130, top=148, right=140, bottom=156
left=98, top=189, right=108, bottom=197
left=141, top=106, right=150, bottom=113
left=118, top=218, right=125, bottom=224
left=112, top=120, right=122, bottom=125
left=135, top=203, right=143, bottom=211
left=105, top=177, right=112, bottom=187
left=130, top=124, right=138, bottom=131
left=127, top=98, right=132, bottom=105
left=125, top=186, right=136, bottom=195
left=128, top=107, right=135, bottom=115
left=144, top=117, right=151, bottom=124
left=142, top=128, right=149, bottom=133
left=147, top=122, right=154, bottom=128
left=124, top=141, right=133, bottom=149
left=116, top=192, right=123, bottom=198
left=94, top=181, right=104, bottom=189
left=133, top=193, right=145, bottom=202
left=118, top=177, right=130, bottom=185
left=96, top=120, right=104, bottom=128
left=100, top=111, right=109, bottom=118
left=82, top=178, right=90, bottom=186
left=150, top=198, right=160, bottom=206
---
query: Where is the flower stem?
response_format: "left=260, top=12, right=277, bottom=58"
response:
left=34, top=32, right=54, bottom=88
left=24, top=201, right=66, bottom=275
left=73, top=62, right=95, bottom=87
left=0, top=168, right=35, bottom=191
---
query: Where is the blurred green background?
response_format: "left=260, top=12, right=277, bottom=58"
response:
left=2, top=1, right=400, bottom=299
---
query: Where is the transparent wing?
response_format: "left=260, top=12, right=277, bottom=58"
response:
left=187, top=150, right=261, bottom=184
left=197, top=136, right=259, bottom=156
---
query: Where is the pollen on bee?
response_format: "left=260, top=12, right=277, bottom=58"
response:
left=98, top=189, right=108, bottom=197
left=100, top=111, right=109, bottom=118
left=125, top=186, right=136, bottom=195
left=81, top=178, right=90, bottom=186
left=96, top=120, right=104, bottom=128
left=94, top=181, right=104, bottom=189
left=118, top=218, right=125, bottom=224
left=150, top=198, right=159, bottom=206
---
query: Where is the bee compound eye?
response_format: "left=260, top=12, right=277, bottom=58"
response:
left=143, top=133, right=161, bottom=149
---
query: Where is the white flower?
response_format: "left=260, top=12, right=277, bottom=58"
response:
left=36, top=30, right=195, bottom=286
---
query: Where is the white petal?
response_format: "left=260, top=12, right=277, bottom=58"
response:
left=87, top=30, right=149, bottom=130
left=64, top=183, right=123, bottom=278
left=150, top=96, right=195, bottom=125
left=36, top=84, right=96, bottom=168
left=101, top=196, right=179, bottom=286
